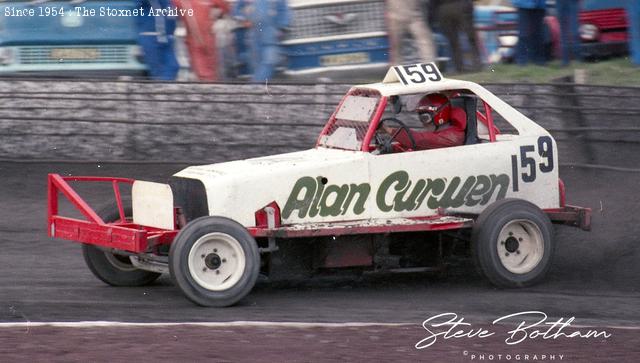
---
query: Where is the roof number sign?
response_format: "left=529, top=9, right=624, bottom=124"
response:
left=392, top=63, right=443, bottom=85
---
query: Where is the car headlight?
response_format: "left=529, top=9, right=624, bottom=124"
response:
left=0, top=48, right=15, bottom=66
left=579, top=24, right=600, bottom=42
left=498, top=35, right=518, bottom=48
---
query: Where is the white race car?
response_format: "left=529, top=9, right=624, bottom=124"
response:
left=48, top=63, right=591, bottom=307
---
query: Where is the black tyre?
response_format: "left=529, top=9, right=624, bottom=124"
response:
left=82, top=203, right=161, bottom=287
left=472, top=198, right=554, bottom=288
left=169, top=216, right=260, bottom=307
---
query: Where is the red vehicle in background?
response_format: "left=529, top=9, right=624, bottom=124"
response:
left=578, top=0, right=629, bottom=59
left=479, top=0, right=629, bottom=63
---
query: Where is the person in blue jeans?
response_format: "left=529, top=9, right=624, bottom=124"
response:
left=233, top=0, right=291, bottom=82
left=512, top=0, right=547, bottom=65
left=231, top=1, right=251, bottom=77
left=557, top=0, right=581, bottom=66
left=135, top=0, right=179, bottom=80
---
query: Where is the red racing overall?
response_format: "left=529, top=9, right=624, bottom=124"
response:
left=395, top=107, right=467, bottom=150
left=173, top=0, right=230, bottom=81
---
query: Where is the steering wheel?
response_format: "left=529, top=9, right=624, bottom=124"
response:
left=374, top=117, right=417, bottom=154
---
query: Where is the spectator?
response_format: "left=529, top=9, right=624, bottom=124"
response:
left=231, top=1, right=251, bottom=77
left=234, top=0, right=291, bottom=82
left=213, top=12, right=239, bottom=80
left=556, top=0, right=581, bottom=66
left=173, top=0, right=230, bottom=81
left=386, top=0, right=436, bottom=64
left=512, top=0, right=547, bottom=65
left=433, top=0, right=483, bottom=73
left=135, top=0, right=180, bottom=80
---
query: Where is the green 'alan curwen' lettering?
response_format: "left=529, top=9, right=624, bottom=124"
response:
left=282, top=171, right=510, bottom=220
left=282, top=177, right=371, bottom=219
left=376, top=171, right=509, bottom=212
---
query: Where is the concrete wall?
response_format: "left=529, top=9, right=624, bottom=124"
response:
left=0, top=80, right=638, bottom=170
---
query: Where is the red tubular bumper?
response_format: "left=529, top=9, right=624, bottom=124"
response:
left=47, top=174, right=177, bottom=253
left=545, top=205, right=592, bottom=231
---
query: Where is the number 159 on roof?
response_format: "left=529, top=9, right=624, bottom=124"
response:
left=393, top=63, right=443, bottom=85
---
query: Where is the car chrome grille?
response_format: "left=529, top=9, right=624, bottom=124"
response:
left=287, top=0, right=386, bottom=40
left=580, top=8, right=628, bottom=30
left=18, top=45, right=131, bottom=65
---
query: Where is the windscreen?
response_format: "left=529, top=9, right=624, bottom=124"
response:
left=318, top=89, right=381, bottom=151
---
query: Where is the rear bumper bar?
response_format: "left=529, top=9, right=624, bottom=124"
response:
left=545, top=205, right=592, bottom=231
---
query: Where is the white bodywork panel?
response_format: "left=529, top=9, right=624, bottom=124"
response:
left=173, top=139, right=559, bottom=228
left=368, top=137, right=559, bottom=220
left=174, top=148, right=371, bottom=227
left=132, top=181, right=174, bottom=230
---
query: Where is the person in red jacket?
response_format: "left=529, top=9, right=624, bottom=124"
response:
left=174, top=0, right=230, bottom=81
left=382, top=93, right=467, bottom=150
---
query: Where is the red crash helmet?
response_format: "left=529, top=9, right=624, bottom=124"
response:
left=415, top=93, right=451, bottom=127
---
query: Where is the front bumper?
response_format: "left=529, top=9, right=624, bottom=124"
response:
left=47, top=174, right=177, bottom=254
left=581, top=41, right=628, bottom=59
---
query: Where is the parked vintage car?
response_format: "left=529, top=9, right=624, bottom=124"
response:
left=479, top=0, right=630, bottom=62
left=47, top=63, right=591, bottom=307
left=579, top=0, right=629, bottom=59
left=233, top=0, right=451, bottom=80
left=0, top=0, right=146, bottom=77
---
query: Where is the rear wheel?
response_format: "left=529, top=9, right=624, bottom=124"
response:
left=169, top=216, right=260, bottom=307
left=82, top=203, right=161, bottom=286
left=472, top=199, right=554, bottom=288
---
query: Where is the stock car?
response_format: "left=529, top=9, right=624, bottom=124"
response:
left=47, top=63, right=591, bottom=307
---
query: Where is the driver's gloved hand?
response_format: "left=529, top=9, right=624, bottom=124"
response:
left=381, top=142, right=393, bottom=154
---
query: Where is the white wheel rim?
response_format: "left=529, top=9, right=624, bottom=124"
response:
left=496, top=219, right=544, bottom=274
left=187, top=232, right=246, bottom=291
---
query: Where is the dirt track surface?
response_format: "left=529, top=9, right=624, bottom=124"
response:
left=0, top=324, right=638, bottom=362
left=0, top=162, right=638, bottom=362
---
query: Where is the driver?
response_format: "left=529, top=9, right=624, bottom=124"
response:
left=382, top=93, right=467, bottom=150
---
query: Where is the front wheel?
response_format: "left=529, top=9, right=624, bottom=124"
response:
left=472, top=199, right=554, bottom=288
left=169, top=216, right=260, bottom=307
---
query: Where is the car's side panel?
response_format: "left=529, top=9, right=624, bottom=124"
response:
left=366, top=136, right=560, bottom=219
left=172, top=133, right=560, bottom=229
left=132, top=181, right=174, bottom=230
left=174, top=148, right=373, bottom=227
